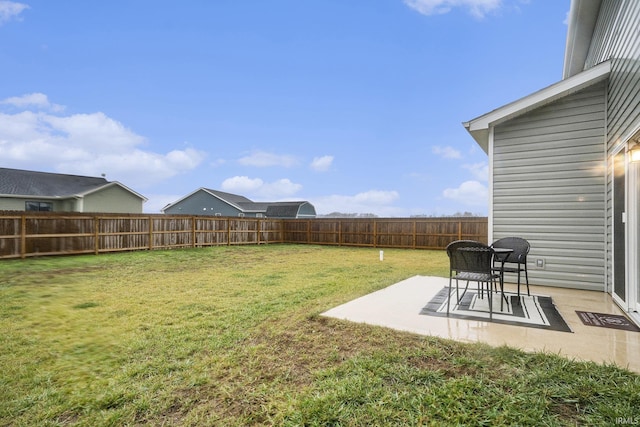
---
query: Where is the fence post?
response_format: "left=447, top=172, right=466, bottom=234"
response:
left=257, top=218, right=261, bottom=244
left=148, top=216, right=153, bottom=250
left=458, top=221, right=462, bottom=240
left=413, top=220, right=417, bottom=249
left=192, top=216, right=196, bottom=248
left=373, top=219, right=377, bottom=248
left=20, top=214, right=26, bottom=259
left=94, top=216, right=99, bottom=255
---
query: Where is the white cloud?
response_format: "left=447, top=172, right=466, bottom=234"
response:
left=0, top=97, right=206, bottom=188
left=432, top=145, right=461, bottom=159
left=404, top=0, right=503, bottom=19
left=238, top=150, right=298, bottom=168
left=221, top=176, right=264, bottom=193
left=442, top=180, right=488, bottom=206
left=221, top=176, right=302, bottom=199
left=354, top=190, right=400, bottom=204
left=1, top=93, right=65, bottom=112
left=463, top=162, right=489, bottom=181
left=259, top=178, right=302, bottom=198
left=0, top=1, right=28, bottom=25
left=311, top=190, right=403, bottom=216
left=310, top=155, right=333, bottom=172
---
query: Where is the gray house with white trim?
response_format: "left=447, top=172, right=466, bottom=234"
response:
left=0, top=168, right=147, bottom=213
left=464, top=0, right=640, bottom=324
left=162, top=188, right=316, bottom=219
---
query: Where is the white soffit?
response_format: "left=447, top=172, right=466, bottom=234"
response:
left=563, top=0, right=602, bottom=79
left=463, top=60, right=611, bottom=153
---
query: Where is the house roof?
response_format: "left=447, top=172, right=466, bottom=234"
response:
left=162, top=188, right=315, bottom=217
left=463, top=60, right=611, bottom=153
left=265, top=202, right=311, bottom=218
left=204, top=188, right=253, bottom=207
left=161, top=188, right=271, bottom=213
left=563, top=0, right=603, bottom=79
left=202, top=189, right=275, bottom=213
left=0, top=167, right=147, bottom=201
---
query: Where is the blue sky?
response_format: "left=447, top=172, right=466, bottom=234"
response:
left=0, top=0, right=570, bottom=216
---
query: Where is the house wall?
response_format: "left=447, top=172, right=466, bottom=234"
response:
left=492, top=81, right=607, bottom=290
left=585, top=0, right=640, bottom=147
left=584, top=0, right=640, bottom=291
left=83, top=186, right=144, bottom=213
left=0, top=197, right=70, bottom=211
left=163, top=190, right=245, bottom=216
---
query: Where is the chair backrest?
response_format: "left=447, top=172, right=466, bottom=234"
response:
left=458, top=246, right=494, bottom=274
left=491, top=237, right=530, bottom=264
left=446, top=240, right=490, bottom=274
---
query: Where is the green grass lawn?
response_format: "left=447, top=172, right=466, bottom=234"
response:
left=1, top=245, right=638, bottom=426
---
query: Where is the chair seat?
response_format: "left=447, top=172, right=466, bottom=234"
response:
left=492, top=266, right=522, bottom=274
left=454, top=271, right=497, bottom=281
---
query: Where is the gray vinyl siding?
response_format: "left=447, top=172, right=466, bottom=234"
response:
left=586, top=0, right=640, bottom=147
left=585, top=0, right=640, bottom=291
left=164, top=190, right=244, bottom=216
left=492, top=81, right=607, bottom=290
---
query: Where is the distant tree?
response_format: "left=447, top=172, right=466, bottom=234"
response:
left=318, top=212, right=379, bottom=218
left=410, top=212, right=485, bottom=218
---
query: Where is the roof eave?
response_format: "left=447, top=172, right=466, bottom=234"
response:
left=77, top=181, right=148, bottom=202
left=0, top=194, right=68, bottom=200
left=563, top=0, right=603, bottom=79
left=463, top=60, right=611, bottom=153
left=161, top=187, right=206, bottom=212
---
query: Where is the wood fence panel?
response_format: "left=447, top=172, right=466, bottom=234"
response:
left=309, top=220, right=340, bottom=245
left=152, top=216, right=193, bottom=249
left=376, top=220, right=415, bottom=248
left=99, top=216, right=150, bottom=252
left=0, top=212, right=487, bottom=259
left=0, top=216, right=21, bottom=258
left=194, top=217, right=229, bottom=246
left=25, top=216, right=95, bottom=256
left=258, top=219, right=284, bottom=244
left=281, top=220, right=311, bottom=244
left=340, top=220, right=374, bottom=246
left=228, top=218, right=259, bottom=245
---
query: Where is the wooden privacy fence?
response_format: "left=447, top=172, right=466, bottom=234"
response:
left=0, top=212, right=487, bottom=259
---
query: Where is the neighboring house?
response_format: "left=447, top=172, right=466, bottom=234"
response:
left=463, top=0, right=640, bottom=324
left=0, top=167, right=147, bottom=213
left=162, top=188, right=316, bottom=219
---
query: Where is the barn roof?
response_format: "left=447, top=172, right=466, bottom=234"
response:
left=265, top=202, right=308, bottom=218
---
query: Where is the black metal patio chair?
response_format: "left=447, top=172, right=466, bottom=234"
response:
left=445, top=240, right=502, bottom=320
left=491, top=237, right=530, bottom=298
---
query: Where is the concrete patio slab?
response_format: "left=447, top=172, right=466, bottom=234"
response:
left=322, top=275, right=640, bottom=373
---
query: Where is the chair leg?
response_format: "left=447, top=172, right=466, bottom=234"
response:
left=457, top=280, right=470, bottom=303
left=447, top=277, right=452, bottom=314
left=497, top=272, right=508, bottom=312
left=488, top=281, right=493, bottom=320
left=524, top=265, right=530, bottom=296
left=455, top=279, right=459, bottom=305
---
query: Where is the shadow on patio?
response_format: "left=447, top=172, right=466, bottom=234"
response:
left=322, top=276, right=640, bottom=373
